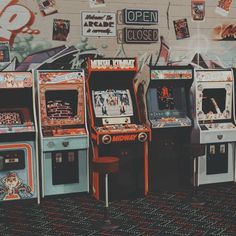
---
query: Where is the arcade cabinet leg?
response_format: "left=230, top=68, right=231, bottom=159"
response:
left=185, top=143, right=205, bottom=206
left=189, top=156, right=205, bottom=206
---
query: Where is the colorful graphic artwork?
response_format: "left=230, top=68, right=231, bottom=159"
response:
left=0, top=0, right=38, bottom=46
left=173, top=19, right=190, bottom=40
left=0, top=72, right=32, bottom=88
left=0, top=172, right=33, bottom=200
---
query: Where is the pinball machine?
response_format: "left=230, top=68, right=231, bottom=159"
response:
left=86, top=58, right=151, bottom=201
left=190, top=68, right=236, bottom=186
left=0, top=72, right=39, bottom=202
left=36, top=70, right=89, bottom=197
left=143, top=65, right=194, bottom=191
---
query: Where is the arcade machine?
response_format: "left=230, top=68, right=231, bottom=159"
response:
left=190, top=68, right=236, bottom=186
left=36, top=70, right=89, bottom=197
left=86, top=58, right=151, bottom=201
left=145, top=65, right=194, bottom=191
left=0, top=72, right=39, bottom=203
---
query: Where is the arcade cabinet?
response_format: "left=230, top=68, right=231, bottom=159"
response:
left=36, top=70, right=89, bottom=197
left=0, top=72, right=39, bottom=202
left=145, top=65, right=194, bottom=191
left=86, top=58, right=151, bottom=201
left=190, top=68, right=236, bottom=186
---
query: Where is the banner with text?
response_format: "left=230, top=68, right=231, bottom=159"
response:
left=82, top=12, right=116, bottom=37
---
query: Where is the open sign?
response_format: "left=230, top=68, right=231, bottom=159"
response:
left=124, top=9, right=158, bottom=25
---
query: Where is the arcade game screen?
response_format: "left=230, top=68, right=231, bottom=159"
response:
left=0, top=111, right=23, bottom=125
left=147, top=84, right=187, bottom=118
left=45, top=90, right=78, bottom=120
left=202, top=88, right=226, bottom=115
left=92, top=89, right=133, bottom=118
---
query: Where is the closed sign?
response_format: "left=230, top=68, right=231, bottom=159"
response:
left=124, top=28, right=158, bottom=43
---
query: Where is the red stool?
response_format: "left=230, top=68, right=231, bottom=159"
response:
left=92, top=156, right=120, bottom=230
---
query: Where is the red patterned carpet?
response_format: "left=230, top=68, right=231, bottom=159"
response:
left=0, top=183, right=236, bottom=236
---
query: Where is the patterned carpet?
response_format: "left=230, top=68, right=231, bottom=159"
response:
left=0, top=183, right=236, bottom=236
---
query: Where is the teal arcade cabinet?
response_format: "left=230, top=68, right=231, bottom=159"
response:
left=36, top=70, right=89, bottom=197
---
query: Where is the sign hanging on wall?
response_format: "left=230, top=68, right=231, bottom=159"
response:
left=123, top=9, right=158, bottom=25
left=82, top=12, right=116, bottom=37
left=123, top=28, right=158, bottom=44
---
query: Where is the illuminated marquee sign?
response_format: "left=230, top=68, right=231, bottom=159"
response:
left=90, top=59, right=136, bottom=70
left=123, top=9, right=158, bottom=25
left=151, top=69, right=193, bottom=80
left=124, top=28, right=158, bottom=44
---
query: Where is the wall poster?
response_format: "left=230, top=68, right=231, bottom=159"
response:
left=215, top=0, right=233, bottom=16
left=52, top=19, right=70, bottom=41
left=191, top=0, right=205, bottom=21
left=173, top=19, right=190, bottom=40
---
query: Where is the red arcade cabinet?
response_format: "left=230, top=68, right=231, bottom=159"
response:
left=86, top=58, right=151, bottom=200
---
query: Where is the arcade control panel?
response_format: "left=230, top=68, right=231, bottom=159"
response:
left=200, top=122, right=236, bottom=131
left=149, top=116, right=192, bottom=128
left=93, top=123, right=150, bottom=145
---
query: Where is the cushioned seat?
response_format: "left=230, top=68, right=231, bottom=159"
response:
left=92, top=156, right=119, bottom=174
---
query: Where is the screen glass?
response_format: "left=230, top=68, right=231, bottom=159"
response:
left=202, top=88, right=226, bottom=115
left=92, top=89, right=133, bottom=118
left=147, top=84, right=187, bottom=119
left=0, top=111, right=23, bottom=125
left=45, top=90, right=78, bottom=120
